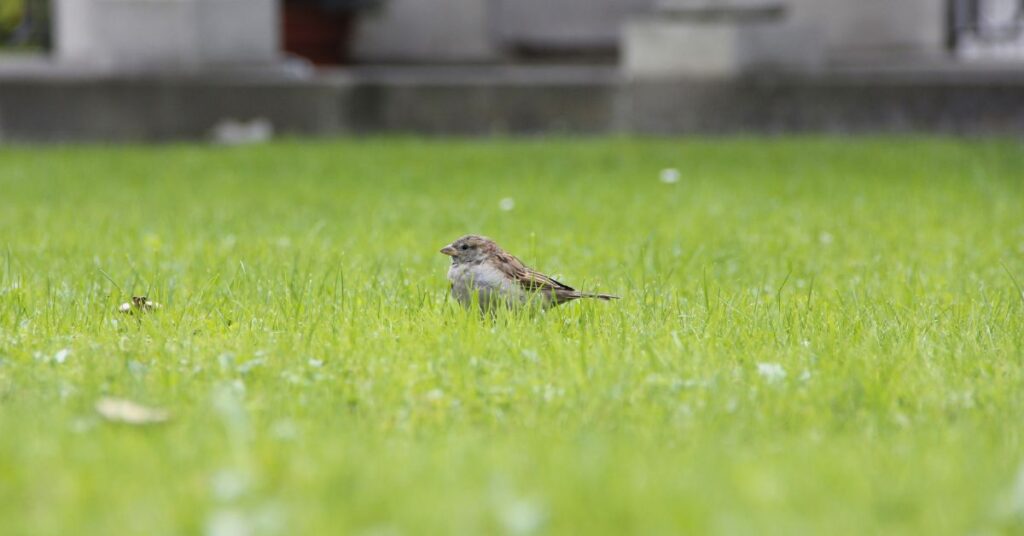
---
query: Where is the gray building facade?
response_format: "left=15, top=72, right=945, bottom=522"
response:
left=0, top=0, right=1021, bottom=141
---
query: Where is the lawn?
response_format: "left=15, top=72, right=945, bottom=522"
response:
left=0, top=137, right=1022, bottom=535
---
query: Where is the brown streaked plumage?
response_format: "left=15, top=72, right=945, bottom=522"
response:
left=439, top=234, right=619, bottom=309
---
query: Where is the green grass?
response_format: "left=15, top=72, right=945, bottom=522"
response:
left=1, top=137, right=1022, bottom=535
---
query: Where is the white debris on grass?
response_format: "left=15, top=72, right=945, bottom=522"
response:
left=205, top=504, right=285, bottom=536
left=659, top=168, right=680, bottom=184
left=220, top=234, right=237, bottom=249
left=205, top=509, right=251, bottom=536
left=499, top=197, right=516, bottom=211
left=497, top=497, right=548, bottom=536
left=53, top=348, right=70, bottom=364
left=210, top=469, right=251, bottom=502
left=212, top=381, right=250, bottom=441
left=95, top=397, right=170, bottom=425
left=994, top=462, right=1024, bottom=522
left=211, top=118, right=274, bottom=146
left=270, top=419, right=298, bottom=441
left=218, top=353, right=236, bottom=372
left=756, top=362, right=787, bottom=383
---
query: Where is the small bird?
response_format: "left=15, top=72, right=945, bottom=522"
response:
left=440, top=234, right=619, bottom=310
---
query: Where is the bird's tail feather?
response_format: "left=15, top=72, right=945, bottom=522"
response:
left=577, top=292, right=620, bottom=301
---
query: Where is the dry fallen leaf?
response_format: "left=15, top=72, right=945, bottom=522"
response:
left=95, top=397, right=170, bottom=425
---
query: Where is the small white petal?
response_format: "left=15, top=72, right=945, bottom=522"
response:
left=659, top=168, right=680, bottom=184
left=499, top=197, right=516, bottom=211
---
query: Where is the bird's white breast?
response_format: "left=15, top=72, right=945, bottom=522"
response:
left=448, top=262, right=526, bottom=309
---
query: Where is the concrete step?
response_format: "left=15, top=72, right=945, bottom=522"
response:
left=1, top=61, right=1024, bottom=141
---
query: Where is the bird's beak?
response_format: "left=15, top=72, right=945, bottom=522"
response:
left=440, top=244, right=457, bottom=256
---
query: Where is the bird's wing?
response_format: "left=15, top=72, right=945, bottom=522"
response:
left=493, top=250, right=575, bottom=293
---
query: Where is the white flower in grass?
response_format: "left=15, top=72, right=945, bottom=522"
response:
left=54, top=348, right=70, bottom=364
left=659, top=168, right=680, bottom=184
left=499, top=197, right=516, bottom=211
left=757, top=362, right=787, bottom=383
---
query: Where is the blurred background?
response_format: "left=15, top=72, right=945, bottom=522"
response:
left=0, top=0, right=1022, bottom=141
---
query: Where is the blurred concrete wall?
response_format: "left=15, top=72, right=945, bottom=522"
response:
left=352, top=0, right=498, bottom=62
left=786, top=0, right=946, bottom=62
left=493, top=0, right=653, bottom=51
left=55, top=0, right=278, bottom=69
left=351, top=0, right=654, bottom=62
left=350, top=0, right=949, bottom=65
left=52, top=0, right=953, bottom=68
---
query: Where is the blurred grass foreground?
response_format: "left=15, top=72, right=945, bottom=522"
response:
left=0, top=137, right=1023, bottom=535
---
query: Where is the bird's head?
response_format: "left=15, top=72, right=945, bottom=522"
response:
left=440, top=235, right=498, bottom=264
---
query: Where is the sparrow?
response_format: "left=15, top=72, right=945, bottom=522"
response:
left=440, top=234, right=619, bottom=310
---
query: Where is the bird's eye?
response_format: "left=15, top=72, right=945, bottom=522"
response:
left=459, top=244, right=469, bottom=250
